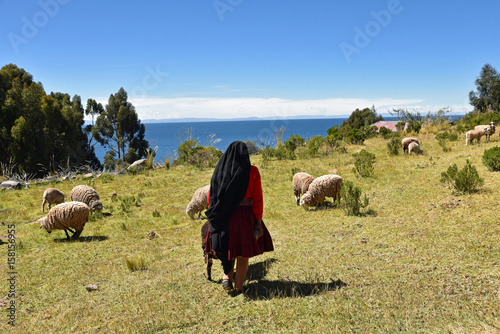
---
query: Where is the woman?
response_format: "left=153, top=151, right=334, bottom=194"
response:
left=205, top=141, right=273, bottom=296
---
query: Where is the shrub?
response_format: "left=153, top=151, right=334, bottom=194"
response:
left=482, top=146, right=500, bottom=171
left=306, top=136, right=324, bottom=157
left=340, top=180, right=369, bottom=216
left=126, top=256, right=147, bottom=272
left=387, top=137, right=400, bottom=155
left=438, top=139, right=451, bottom=152
left=345, top=128, right=366, bottom=145
left=244, top=140, right=259, bottom=155
left=284, top=135, right=305, bottom=153
left=353, top=149, right=375, bottom=177
left=440, top=159, right=484, bottom=194
left=378, top=127, right=392, bottom=139
left=187, top=147, right=222, bottom=168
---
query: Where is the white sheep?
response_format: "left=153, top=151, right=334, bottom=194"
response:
left=292, top=172, right=315, bottom=205
left=42, top=188, right=65, bottom=212
left=402, top=137, right=419, bottom=154
left=408, top=142, right=422, bottom=155
left=474, top=122, right=495, bottom=142
left=70, top=185, right=103, bottom=213
left=186, top=185, right=210, bottom=219
left=300, top=174, right=342, bottom=210
left=466, top=127, right=491, bottom=145
left=35, top=201, right=90, bottom=240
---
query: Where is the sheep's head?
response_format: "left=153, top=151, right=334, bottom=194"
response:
left=37, top=217, right=53, bottom=233
left=186, top=202, right=196, bottom=219
left=299, top=193, right=313, bottom=210
left=89, top=200, right=103, bottom=213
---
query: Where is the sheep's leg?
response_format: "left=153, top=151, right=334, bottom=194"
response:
left=64, top=229, right=71, bottom=240
left=206, top=255, right=213, bottom=281
left=296, top=197, right=300, bottom=206
left=71, top=230, right=82, bottom=240
left=67, top=227, right=75, bottom=233
left=204, top=254, right=213, bottom=280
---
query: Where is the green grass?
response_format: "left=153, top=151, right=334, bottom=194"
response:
left=1, top=133, right=500, bottom=333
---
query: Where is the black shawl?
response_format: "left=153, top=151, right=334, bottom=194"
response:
left=206, top=141, right=251, bottom=235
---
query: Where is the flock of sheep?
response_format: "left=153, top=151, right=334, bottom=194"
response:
left=188, top=121, right=497, bottom=219
left=31, top=122, right=495, bottom=241
left=466, top=122, right=496, bottom=145
left=32, top=185, right=103, bottom=240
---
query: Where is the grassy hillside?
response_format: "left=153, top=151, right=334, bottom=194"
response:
left=1, top=133, right=500, bottom=333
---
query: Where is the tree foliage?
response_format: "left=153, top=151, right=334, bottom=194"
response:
left=93, top=88, right=149, bottom=165
left=469, top=63, right=500, bottom=113
left=341, top=106, right=383, bottom=130
left=0, top=64, right=99, bottom=176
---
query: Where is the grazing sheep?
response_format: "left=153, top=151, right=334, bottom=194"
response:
left=70, top=185, right=103, bottom=213
left=466, top=127, right=491, bottom=145
left=35, top=201, right=90, bottom=240
left=474, top=122, right=495, bottom=142
left=186, top=185, right=210, bottom=219
left=201, top=220, right=217, bottom=280
left=292, top=172, right=315, bottom=205
left=402, top=137, right=419, bottom=154
left=42, top=188, right=65, bottom=212
left=300, top=174, right=342, bottom=210
left=408, top=142, right=422, bottom=155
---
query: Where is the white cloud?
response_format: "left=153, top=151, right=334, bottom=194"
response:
left=90, top=96, right=472, bottom=120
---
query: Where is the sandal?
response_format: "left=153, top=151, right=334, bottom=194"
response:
left=231, top=289, right=243, bottom=297
left=223, top=279, right=233, bottom=291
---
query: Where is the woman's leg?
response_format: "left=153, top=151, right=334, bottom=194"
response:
left=234, top=257, right=249, bottom=291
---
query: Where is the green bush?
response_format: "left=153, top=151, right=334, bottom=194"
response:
left=244, top=140, right=259, bottom=155
left=187, top=147, right=222, bottom=168
left=440, top=159, right=484, bottom=194
left=387, top=136, right=400, bottom=155
left=345, top=128, right=366, bottom=145
left=306, top=136, right=324, bottom=157
left=340, top=180, right=369, bottom=216
left=353, top=149, right=375, bottom=177
left=482, top=146, right=500, bottom=171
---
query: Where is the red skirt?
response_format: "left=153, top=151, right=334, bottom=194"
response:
left=227, top=205, right=273, bottom=259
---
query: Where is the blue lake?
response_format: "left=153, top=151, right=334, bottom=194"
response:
left=91, top=118, right=349, bottom=163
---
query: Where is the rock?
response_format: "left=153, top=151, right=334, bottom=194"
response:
left=0, top=181, right=22, bottom=190
left=128, top=159, right=148, bottom=170
left=85, top=284, right=98, bottom=291
left=146, top=231, right=160, bottom=240
left=83, top=173, right=93, bottom=178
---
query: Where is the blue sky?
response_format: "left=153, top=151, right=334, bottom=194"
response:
left=1, top=0, right=499, bottom=120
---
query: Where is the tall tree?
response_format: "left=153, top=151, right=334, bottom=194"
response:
left=469, top=63, right=500, bottom=113
left=93, top=88, right=149, bottom=165
left=0, top=64, right=100, bottom=176
left=341, top=106, right=384, bottom=130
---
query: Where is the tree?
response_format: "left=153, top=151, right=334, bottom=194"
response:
left=341, top=106, right=383, bottom=130
left=0, top=64, right=100, bottom=176
left=469, top=64, right=500, bottom=113
left=93, top=88, right=149, bottom=164
left=389, top=108, right=423, bottom=123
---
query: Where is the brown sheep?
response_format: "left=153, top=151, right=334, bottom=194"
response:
left=466, top=127, right=490, bottom=145
left=292, top=172, right=315, bottom=205
left=70, top=185, right=103, bottom=213
left=42, top=188, right=65, bottom=212
left=186, top=185, right=210, bottom=219
left=402, top=137, right=419, bottom=154
left=474, top=122, right=495, bottom=142
left=300, top=174, right=342, bottom=210
left=35, top=201, right=90, bottom=240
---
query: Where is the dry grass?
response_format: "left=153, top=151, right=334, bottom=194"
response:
left=1, top=132, right=500, bottom=333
